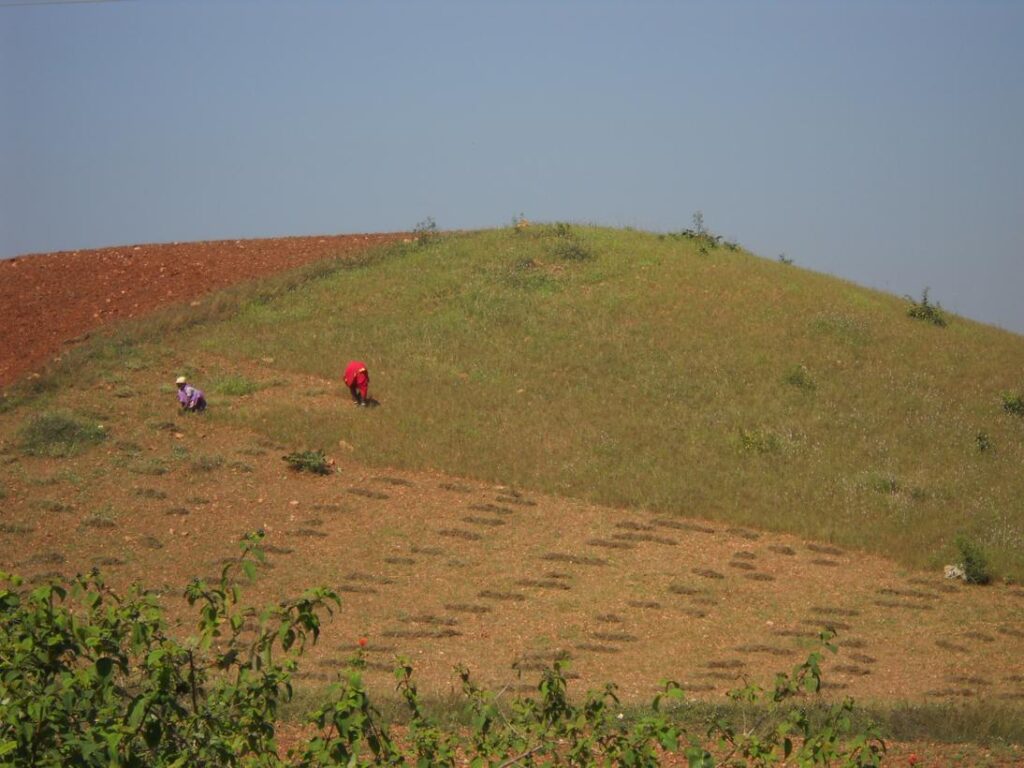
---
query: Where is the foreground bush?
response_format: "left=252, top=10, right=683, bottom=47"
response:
left=0, top=533, right=884, bottom=767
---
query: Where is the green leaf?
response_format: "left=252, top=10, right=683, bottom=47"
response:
left=128, top=696, right=148, bottom=729
left=95, top=657, right=115, bottom=678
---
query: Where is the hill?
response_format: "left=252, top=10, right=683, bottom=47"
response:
left=18, top=223, right=1017, bottom=577
left=1, top=224, right=1023, bottom=752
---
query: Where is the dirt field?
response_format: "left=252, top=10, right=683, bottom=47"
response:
left=0, top=233, right=406, bottom=387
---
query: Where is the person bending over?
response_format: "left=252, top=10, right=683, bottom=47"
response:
left=343, top=361, right=370, bottom=406
left=175, top=376, right=207, bottom=412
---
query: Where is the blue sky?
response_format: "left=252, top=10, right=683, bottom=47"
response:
left=2, top=0, right=1022, bottom=333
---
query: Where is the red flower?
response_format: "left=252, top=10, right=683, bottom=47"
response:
left=907, top=754, right=919, bottom=766
left=358, top=637, right=367, bottom=647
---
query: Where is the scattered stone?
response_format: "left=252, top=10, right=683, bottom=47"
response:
left=944, top=564, right=966, bottom=581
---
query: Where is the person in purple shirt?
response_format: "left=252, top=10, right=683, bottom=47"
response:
left=175, top=376, right=207, bottom=412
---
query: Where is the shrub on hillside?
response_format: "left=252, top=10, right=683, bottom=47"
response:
left=282, top=449, right=332, bottom=475
left=906, top=288, right=947, bottom=327
left=413, top=216, right=439, bottom=246
left=548, top=222, right=593, bottom=261
left=955, top=535, right=992, bottom=585
left=18, top=411, right=106, bottom=457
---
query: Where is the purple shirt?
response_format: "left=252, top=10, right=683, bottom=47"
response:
left=177, top=384, right=204, bottom=409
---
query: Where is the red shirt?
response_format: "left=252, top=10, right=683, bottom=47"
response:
left=343, top=361, right=369, bottom=397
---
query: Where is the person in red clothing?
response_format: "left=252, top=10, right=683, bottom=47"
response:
left=343, top=360, right=370, bottom=406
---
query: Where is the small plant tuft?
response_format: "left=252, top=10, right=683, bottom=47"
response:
left=191, top=454, right=225, bottom=472
left=1001, top=391, right=1024, bottom=417
left=975, top=431, right=992, bottom=452
left=18, top=411, right=107, bottom=457
left=548, top=222, right=593, bottom=261
left=282, top=449, right=332, bottom=475
left=785, top=363, right=815, bottom=391
left=955, top=535, right=992, bottom=585
left=906, top=288, right=947, bottom=327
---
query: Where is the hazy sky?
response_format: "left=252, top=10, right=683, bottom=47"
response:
left=2, top=0, right=1022, bottom=333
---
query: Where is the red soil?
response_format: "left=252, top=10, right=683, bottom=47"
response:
left=0, top=233, right=407, bottom=388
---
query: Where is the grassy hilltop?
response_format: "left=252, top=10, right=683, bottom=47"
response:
left=10, top=223, right=1023, bottom=579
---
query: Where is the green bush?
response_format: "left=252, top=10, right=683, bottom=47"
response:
left=282, top=449, right=332, bottom=475
left=0, top=535, right=886, bottom=767
left=413, top=216, right=439, bottom=246
left=906, top=288, right=947, bottom=327
left=785, top=364, right=815, bottom=391
left=956, top=535, right=992, bottom=585
left=1001, top=391, right=1024, bottom=417
left=18, top=412, right=107, bottom=457
left=548, top=222, right=593, bottom=261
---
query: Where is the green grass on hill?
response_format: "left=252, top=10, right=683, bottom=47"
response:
left=11, top=224, right=1024, bottom=578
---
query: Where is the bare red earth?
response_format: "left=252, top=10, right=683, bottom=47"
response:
left=0, top=233, right=406, bottom=387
